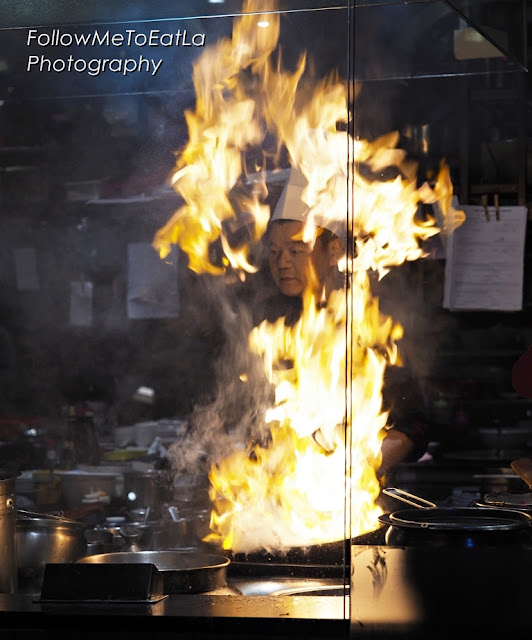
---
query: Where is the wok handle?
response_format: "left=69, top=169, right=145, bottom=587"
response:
left=382, top=487, right=437, bottom=509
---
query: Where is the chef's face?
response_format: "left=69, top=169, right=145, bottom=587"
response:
left=268, top=220, right=335, bottom=297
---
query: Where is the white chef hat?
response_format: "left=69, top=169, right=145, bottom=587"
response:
left=271, top=166, right=346, bottom=239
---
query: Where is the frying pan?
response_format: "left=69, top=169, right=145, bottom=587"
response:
left=78, top=550, right=230, bottom=593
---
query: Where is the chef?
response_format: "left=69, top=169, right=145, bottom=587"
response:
left=257, top=167, right=428, bottom=480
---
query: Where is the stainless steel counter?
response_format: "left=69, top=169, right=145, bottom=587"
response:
left=0, top=591, right=349, bottom=639
left=5, top=544, right=532, bottom=639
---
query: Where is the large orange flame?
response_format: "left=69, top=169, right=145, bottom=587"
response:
left=156, top=1, right=464, bottom=553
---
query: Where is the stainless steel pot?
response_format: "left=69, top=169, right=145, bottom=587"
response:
left=123, top=470, right=172, bottom=516
left=0, top=476, right=17, bottom=594
left=78, top=550, right=230, bottom=593
left=16, top=511, right=87, bottom=592
left=163, top=506, right=212, bottom=550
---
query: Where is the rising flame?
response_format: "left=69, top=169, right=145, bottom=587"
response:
left=156, top=1, right=464, bottom=553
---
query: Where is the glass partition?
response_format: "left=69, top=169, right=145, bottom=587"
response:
left=0, top=0, right=527, bottom=632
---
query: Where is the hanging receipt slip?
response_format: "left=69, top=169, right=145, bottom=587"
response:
left=443, top=205, right=528, bottom=311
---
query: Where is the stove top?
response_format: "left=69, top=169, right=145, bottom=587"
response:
left=227, top=576, right=347, bottom=597
left=37, top=559, right=348, bottom=601
left=224, top=561, right=347, bottom=597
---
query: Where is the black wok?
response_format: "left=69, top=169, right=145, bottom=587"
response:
left=378, top=487, right=532, bottom=547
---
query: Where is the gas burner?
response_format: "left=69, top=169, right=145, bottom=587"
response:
left=222, top=561, right=347, bottom=596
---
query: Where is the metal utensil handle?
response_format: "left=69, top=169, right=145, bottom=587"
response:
left=382, top=487, right=437, bottom=509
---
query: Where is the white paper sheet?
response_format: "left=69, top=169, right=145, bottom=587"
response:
left=444, top=205, right=528, bottom=311
left=127, top=243, right=179, bottom=319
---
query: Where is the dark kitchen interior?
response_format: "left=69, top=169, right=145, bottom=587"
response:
left=1, top=0, right=532, bottom=638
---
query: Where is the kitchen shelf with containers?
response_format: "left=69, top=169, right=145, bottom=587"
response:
left=14, top=416, right=189, bottom=515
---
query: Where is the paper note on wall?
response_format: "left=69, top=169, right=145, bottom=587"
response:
left=443, top=205, right=528, bottom=311
left=127, top=243, right=179, bottom=319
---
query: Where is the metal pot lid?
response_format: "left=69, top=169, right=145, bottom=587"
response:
left=17, top=510, right=86, bottom=528
left=382, top=507, right=532, bottom=531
